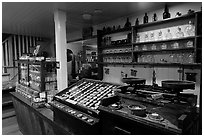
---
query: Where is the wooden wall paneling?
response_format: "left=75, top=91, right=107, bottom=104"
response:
left=29, top=110, right=43, bottom=134
left=8, top=36, right=13, bottom=67
left=33, top=36, right=36, bottom=47
left=2, top=42, right=5, bottom=67
left=35, top=37, right=38, bottom=46
left=12, top=35, right=16, bottom=66
left=5, top=41, right=9, bottom=66
left=26, top=36, right=29, bottom=53
left=14, top=35, right=19, bottom=66
left=21, top=35, right=24, bottom=54
left=18, top=35, right=21, bottom=58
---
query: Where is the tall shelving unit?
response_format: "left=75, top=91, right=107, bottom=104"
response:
left=97, top=11, right=202, bottom=80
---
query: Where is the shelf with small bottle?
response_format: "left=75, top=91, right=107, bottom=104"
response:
left=133, top=47, right=194, bottom=53
left=102, top=42, right=132, bottom=49
left=101, top=26, right=132, bottom=36
left=97, top=61, right=201, bottom=68
left=133, top=36, right=196, bottom=45
left=133, top=12, right=198, bottom=29
left=102, top=47, right=132, bottom=55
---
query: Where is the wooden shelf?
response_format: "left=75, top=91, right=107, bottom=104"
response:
left=133, top=47, right=194, bottom=53
left=133, top=36, right=196, bottom=45
left=102, top=51, right=132, bottom=55
left=98, top=62, right=201, bottom=67
left=67, top=35, right=97, bottom=43
left=134, top=12, right=197, bottom=29
left=101, top=27, right=132, bottom=35
left=102, top=43, right=132, bottom=49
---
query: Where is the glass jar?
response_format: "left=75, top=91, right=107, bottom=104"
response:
left=144, top=32, right=149, bottom=42
left=136, top=34, right=140, bottom=43
left=150, top=32, right=155, bottom=41
left=142, top=45, right=147, bottom=50
left=176, top=27, right=184, bottom=38
left=165, top=29, right=173, bottom=39
left=151, top=44, right=157, bottom=50
left=158, top=30, right=163, bottom=40
left=185, top=21, right=195, bottom=36
left=186, top=41, right=194, bottom=48
left=161, top=43, right=167, bottom=49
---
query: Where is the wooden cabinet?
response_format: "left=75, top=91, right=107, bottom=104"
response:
left=17, top=59, right=57, bottom=102
left=97, top=11, right=202, bottom=80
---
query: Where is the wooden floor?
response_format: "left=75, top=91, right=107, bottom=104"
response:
left=2, top=106, right=22, bottom=135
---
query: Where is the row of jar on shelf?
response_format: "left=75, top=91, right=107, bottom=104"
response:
left=102, top=52, right=194, bottom=64
left=103, top=56, right=132, bottom=63
left=102, top=47, right=132, bottom=54
left=135, top=22, right=195, bottom=43
left=134, top=40, right=194, bottom=51
left=137, top=52, right=194, bottom=64
left=102, top=40, right=193, bottom=54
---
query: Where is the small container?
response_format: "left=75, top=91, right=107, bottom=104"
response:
left=128, top=104, right=146, bottom=116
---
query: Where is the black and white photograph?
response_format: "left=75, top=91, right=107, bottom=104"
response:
left=1, top=1, right=202, bottom=135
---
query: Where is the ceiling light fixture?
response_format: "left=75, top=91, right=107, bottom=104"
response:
left=82, top=13, right=92, bottom=20
left=94, top=9, right=102, bottom=14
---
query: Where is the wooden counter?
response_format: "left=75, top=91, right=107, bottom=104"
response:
left=11, top=92, right=71, bottom=135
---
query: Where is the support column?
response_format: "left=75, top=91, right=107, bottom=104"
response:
left=54, top=10, right=68, bottom=91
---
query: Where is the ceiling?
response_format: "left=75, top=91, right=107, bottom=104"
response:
left=2, top=2, right=180, bottom=40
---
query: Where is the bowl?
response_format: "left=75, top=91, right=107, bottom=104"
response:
left=128, top=104, right=146, bottom=116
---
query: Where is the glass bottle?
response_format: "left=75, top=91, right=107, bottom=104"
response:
left=176, top=27, right=184, bottom=38
left=152, top=13, right=158, bottom=22
left=150, top=32, right=155, bottom=41
left=158, top=30, right=163, bottom=40
left=143, top=13, right=148, bottom=24
left=144, top=32, right=149, bottom=42
left=124, top=18, right=131, bottom=28
left=135, top=18, right=139, bottom=26
left=163, top=4, right=171, bottom=19
left=165, top=29, right=172, bottom=39
left=185, top=21, right=195, bottom=36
